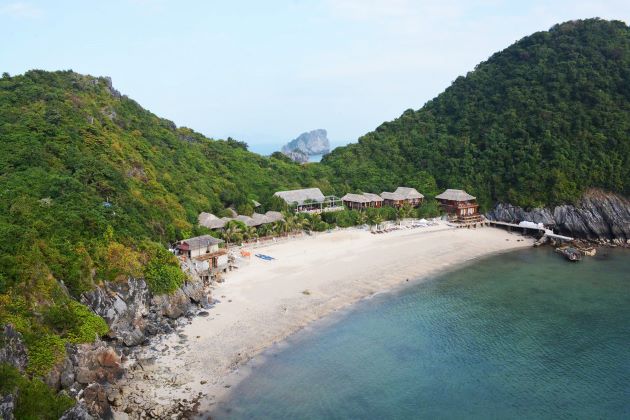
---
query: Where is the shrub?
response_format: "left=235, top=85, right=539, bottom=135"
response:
left=24, top=334, right=66, bottom=376
left=0, top=363, right=74, bottom=419
left=144, top=262, right=186, bottom=295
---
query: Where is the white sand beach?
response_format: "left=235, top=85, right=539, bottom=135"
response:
left=118, top=222, right=533, bottom=416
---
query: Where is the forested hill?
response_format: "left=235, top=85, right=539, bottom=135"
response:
left=322, top=19, right=630, bottom=209
left=0, top=69, right=334, bottom=393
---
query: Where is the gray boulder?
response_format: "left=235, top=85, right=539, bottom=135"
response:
left=0, top=325, right=28, bottom=372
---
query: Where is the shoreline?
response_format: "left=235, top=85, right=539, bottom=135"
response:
left=116, top=223, right=534, bottom=417
left=208, top=244, right=533, bottom=417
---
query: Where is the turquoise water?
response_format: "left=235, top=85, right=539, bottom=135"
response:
left=211, top=248, right=630, bottom=419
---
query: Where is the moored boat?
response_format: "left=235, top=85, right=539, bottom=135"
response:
left=555, top=246, right=583, bottom=262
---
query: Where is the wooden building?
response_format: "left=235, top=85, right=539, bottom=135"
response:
left=381, top=187, right=424, bottom=208
left=274, top=188, right=343, bottom=213
left=176, top=235, right=224, bottom=259
left=435, top=189, right=481, bottom=222
left=341, top=193, right=384, bottom=210
left=176, top=235, right=228, bottom=276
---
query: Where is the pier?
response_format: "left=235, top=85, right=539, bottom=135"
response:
left=487, top=220, right=574, bottom=242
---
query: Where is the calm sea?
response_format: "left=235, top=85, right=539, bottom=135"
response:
left=211, top=248, right=630, bottom=419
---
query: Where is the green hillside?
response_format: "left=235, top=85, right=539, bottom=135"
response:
left=0, top=69, right=333, bottom=401
left=323, top=19, right=630, bottom=209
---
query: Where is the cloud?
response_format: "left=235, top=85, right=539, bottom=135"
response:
left=0, top=1, right=44, bottom=19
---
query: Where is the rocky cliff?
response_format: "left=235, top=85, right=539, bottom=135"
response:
left=281, top=129, right=330, bottom=161
left=0, top=268, right=214, bottom=419
left=486, top=190, right=630, bottom=243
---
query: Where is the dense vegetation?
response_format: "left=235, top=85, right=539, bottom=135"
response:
left=1, top=18, right=629, bottom=416
left=0, top=69, right=331, bottom=396
left=323, top=19, right=630, bottom=209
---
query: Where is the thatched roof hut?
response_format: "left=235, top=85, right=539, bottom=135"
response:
left=435, top=189, right=475, bottom=202
left=273, top=188, right=325, bottom=205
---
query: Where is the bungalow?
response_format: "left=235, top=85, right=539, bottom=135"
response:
left=273, top=187, right=343, bottom=213
left=176, top=235, right=228, bottom=276
left=381, top=187, right=424, bottom=208
left=175, top=235, right=224, bottom=259
left=341, top=193, right=384, bottom=210
left=199, top=211, right=285, bottom=230
left=435, top=189, right=481, bottom=222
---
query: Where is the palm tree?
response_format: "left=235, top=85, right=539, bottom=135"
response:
left=367, top=212, right=384, bottom=232
left=357, top=211, right=368, bottom=227
left=398, top=203, right=414, bottom=225
left=273, top=220, right=289, bottom=236
left=222, top=221, right=244, bottom=246
left=245, top=226, right=258, bottom=242
left=257, top=223, right=272, bottom=238
left=298, top=215, right=311, bottom=232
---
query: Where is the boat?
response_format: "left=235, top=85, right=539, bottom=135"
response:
left=555, top=246, right=582, bottom=262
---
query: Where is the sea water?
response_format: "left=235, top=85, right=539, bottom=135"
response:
left=211, top=248, right=630, bottom=419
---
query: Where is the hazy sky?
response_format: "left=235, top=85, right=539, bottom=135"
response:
left=1, top=1, right=629, bottom=153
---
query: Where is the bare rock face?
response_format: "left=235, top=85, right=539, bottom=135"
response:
left=59, top=402, right=96, bottom=420
left=487, top=190, right=630, bottom=241
left=281, top=129, right=330, bottom=162
left=81, top=279, right=151, bottom=347
left=81, top=274, right=210, bottom=348
left=0, top=394, right=16, bottom=420
left=282, top=150, right=309, bottom=164
left=0, top=325, right=28, bottom=372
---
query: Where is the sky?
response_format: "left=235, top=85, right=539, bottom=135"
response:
left=1, top=0, right=629, bottom=154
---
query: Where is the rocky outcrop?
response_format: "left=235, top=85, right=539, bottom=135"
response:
left=282, top=150, right=309, bottom=164
left=281, top=129, right=330, bottom=162
left=0, top=325, right=28, bottom=372
left=80, top=274, right=210, bottom=348
left=487, top=190, right=630, bottom=242
left=81, top=279, right=151, bottom=347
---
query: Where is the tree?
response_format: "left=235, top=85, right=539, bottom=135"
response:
left=222, top=221, right=245, bottom=246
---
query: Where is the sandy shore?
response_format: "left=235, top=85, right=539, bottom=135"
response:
left=118, top=222, right=533, bottom=417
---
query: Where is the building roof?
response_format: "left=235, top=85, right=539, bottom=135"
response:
left=435, top=189, right=476, bottom=201
left=381, top=187, right=424, bottom=201
left=362, top=192, right=384, bottom=202
left=341, top=192, right=384, bottom=203
left=235, top=215, right=256, bottom=227
left=265, top=211, right=285, bottom=222
left=198, top=212, right=229, bottom=230
left=177, top=235, right=223, bottom=250
left=341, top=193, right=370, bottom=203
left=394, top=187, right=424, bottom=199
left=380, top=191, right=403, bottom=200
left=273, top=188, right=325, bottom=206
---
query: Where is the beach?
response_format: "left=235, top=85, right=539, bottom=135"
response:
left=118, top=223, right=534, bottom=416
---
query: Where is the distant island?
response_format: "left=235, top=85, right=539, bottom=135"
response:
left=281, top=129, right=330, bottom=163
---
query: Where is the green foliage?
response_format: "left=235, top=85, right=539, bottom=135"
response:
left=23, top=334, right=66, bottom=376
left=0, top=363, right=74, bottom=419
left=416, top=199, right=442, bottom=218
left=43, top=300, right=109, bottom=343
left=142, top=241, right=187, bottom=295
left=0, top=68, right=333, bottom=301
left=323, top=19, right=630, bottom=208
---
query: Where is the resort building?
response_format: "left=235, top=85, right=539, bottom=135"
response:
left=176, top=235, right=224, bottom=259
left=273, top=187, right=343, bottom=213
left=381, top=187, right=424, bottom=208
left=341, top=193, right=384, bottom=210
left=435, top=189, right=481, bottom=223
left=176, top=235, right=228, bottom=277
left=198, top=211, right=284, bottom=230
